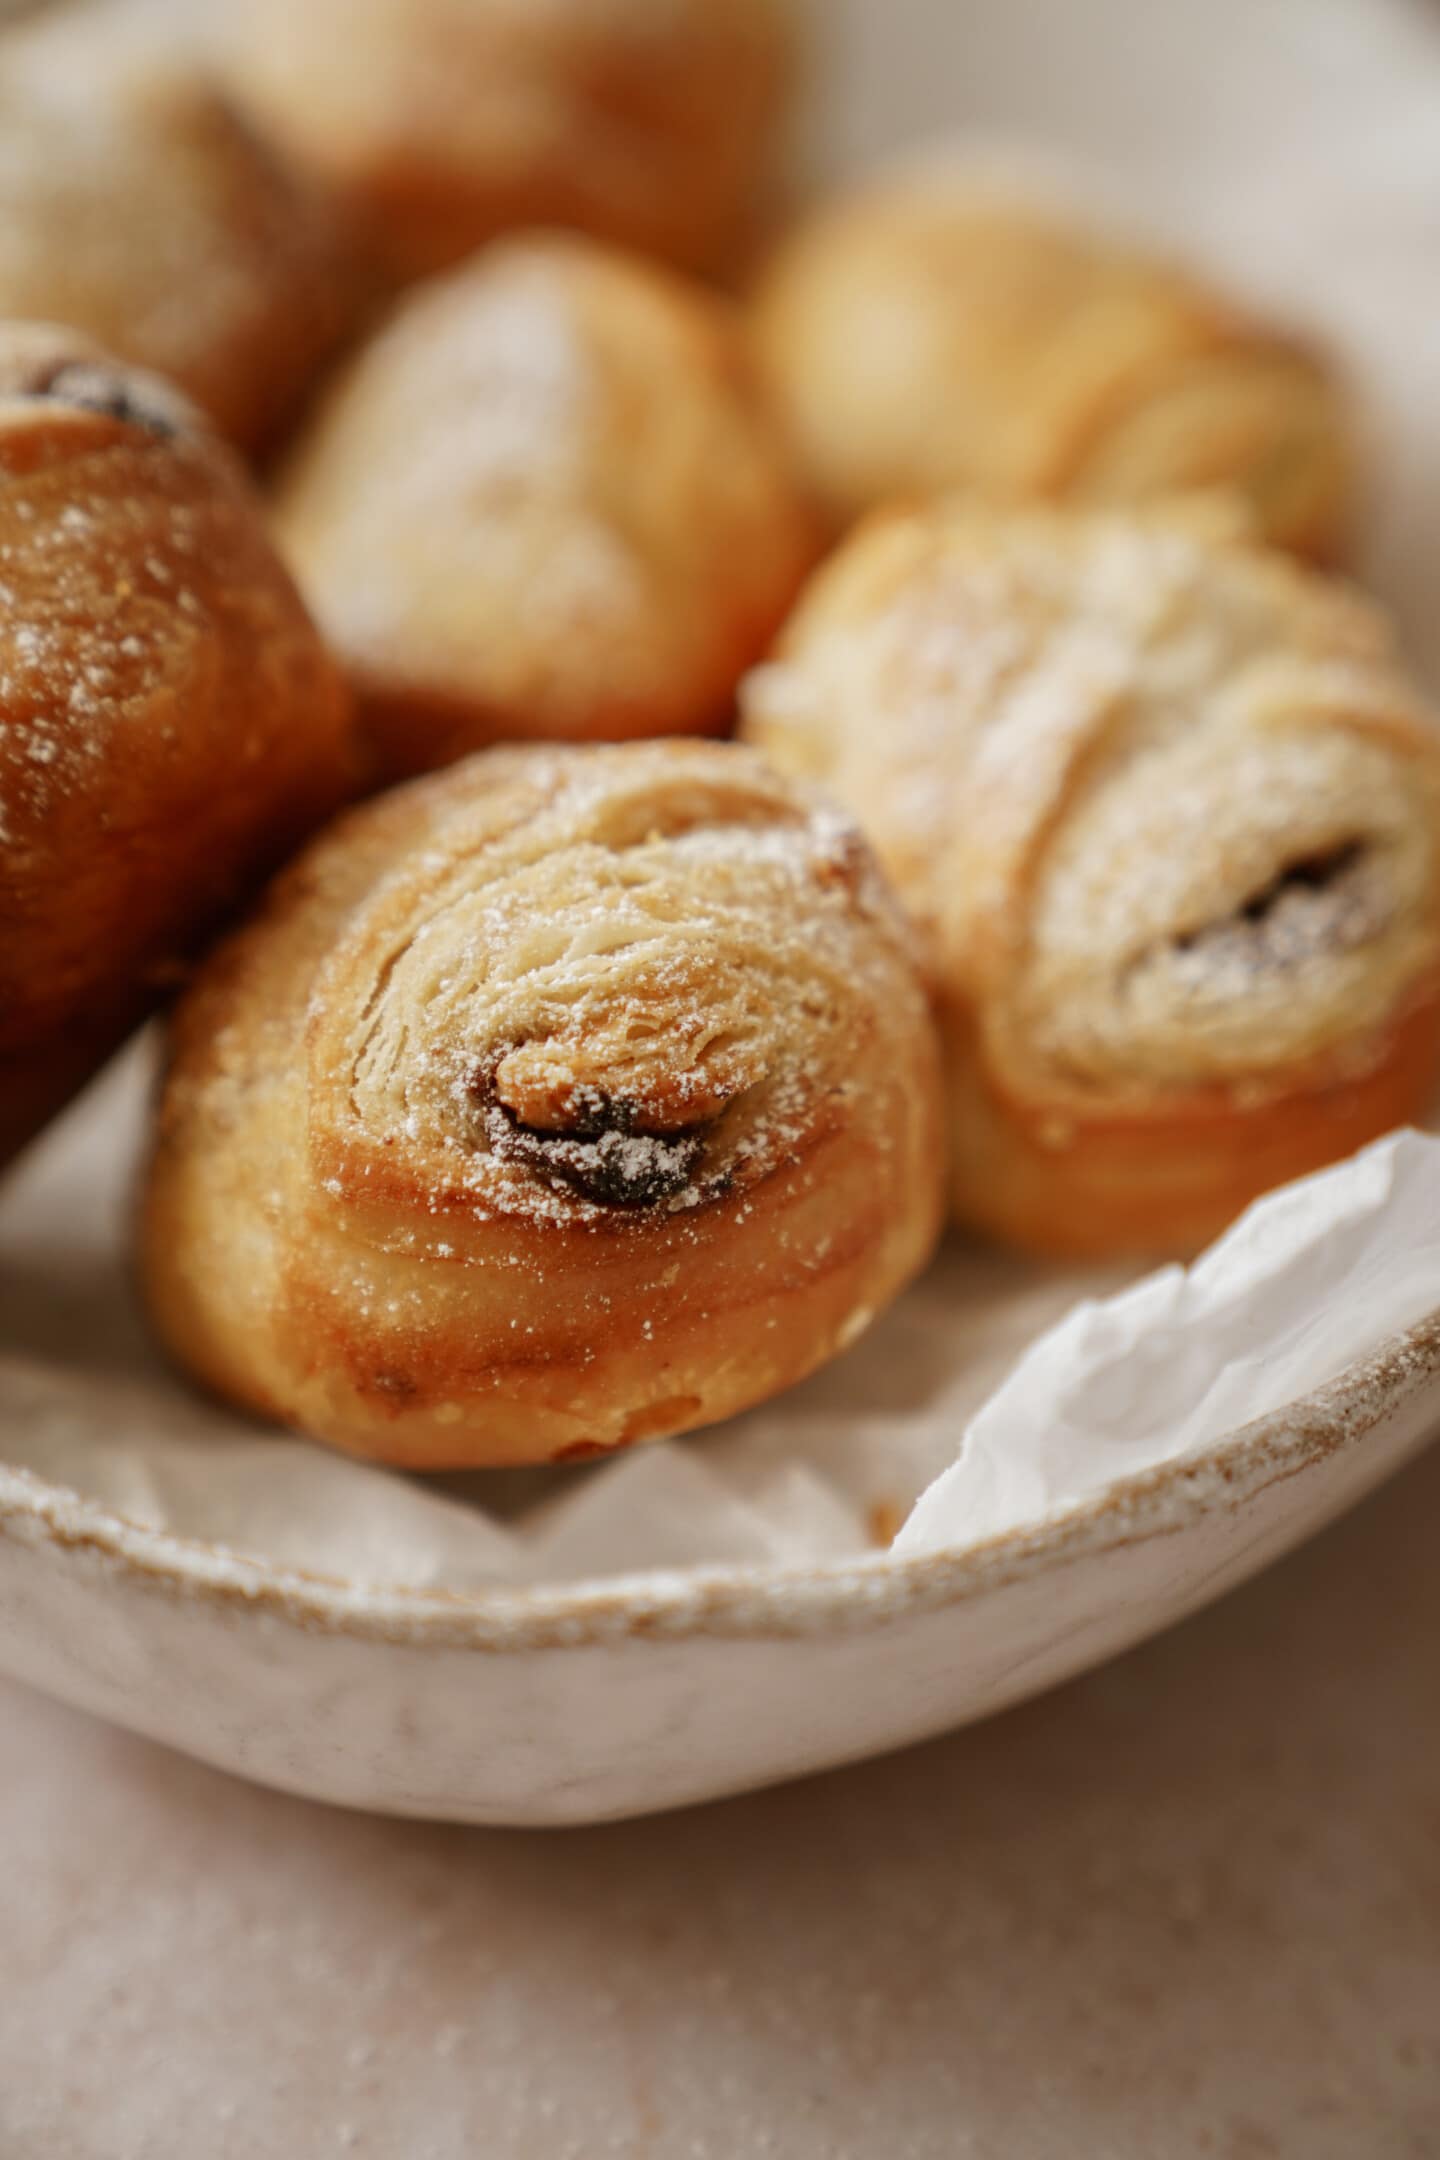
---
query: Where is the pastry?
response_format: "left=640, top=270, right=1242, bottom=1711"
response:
left=0, top=325, right=352, bottom=1168
left=141, top=740, right=944, bottom=1468
left=215, top=0, right=798, bottom=281
left=752, top=171, right=1353, bottom=561
left=0, top=14, right=359, bottom=453
left=741, top=500, right=1440, bottom=1257
left=273, top=234, right=820, bottom=785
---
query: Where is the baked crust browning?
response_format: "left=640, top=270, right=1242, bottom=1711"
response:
left=0, top=326, right=353, bottom=1167
left=141, top=740, right=945, bottom=1467
left=0, top=16, right=360, bottom=453
left=742, top=500, right=1440, bottom=1256
left=274, top=234, right=821, bottom=784
left=215, top=0, right=799, bottom=281
left=752, top=175, right=1353, bottom=561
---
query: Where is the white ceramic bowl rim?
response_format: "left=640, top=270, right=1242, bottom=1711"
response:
left=2, top=1308, right=1436, bottom=1652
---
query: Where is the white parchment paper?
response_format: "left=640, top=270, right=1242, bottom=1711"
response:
left=4, top=0, right=1440, bottom=1589
left=896, top=1132, right=1440, bottom=1555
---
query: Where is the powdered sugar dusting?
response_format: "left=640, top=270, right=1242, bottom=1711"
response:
left=308, top=747, right=917, bottom=1232
left=0, top=471, right=194, bottom=837
left=744, top=503, right=1440, bottom=1089
left=0, top=15, right=351, bottom=443
left=274, top=235, right=816, bottom=744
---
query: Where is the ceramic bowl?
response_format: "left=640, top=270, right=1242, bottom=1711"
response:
left=1, top=1312, right=1437, bottom=1822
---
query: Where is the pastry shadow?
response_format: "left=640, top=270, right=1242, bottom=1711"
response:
left=0, top=1245, right=157, bottom=1384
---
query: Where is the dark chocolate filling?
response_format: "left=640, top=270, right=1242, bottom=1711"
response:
left=1172, top=840, right=1369, bottom=953
left=482, top=1093, right=708, bottom=1207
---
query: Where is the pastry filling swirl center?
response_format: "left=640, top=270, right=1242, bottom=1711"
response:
left=480, top=1085, right=711, bottom=1208
left=1166, top=838, right=1387, bottom=978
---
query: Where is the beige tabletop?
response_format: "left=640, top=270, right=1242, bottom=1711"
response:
left=2, top=1440, right=1436, bottom=2158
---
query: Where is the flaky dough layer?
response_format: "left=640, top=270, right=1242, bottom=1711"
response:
left=141, top=740, right=945, bottom=1468
left=0, top=17, right=359, bottom=453
left=752, top=172, right=1352, bottom=561
left=216, top=0, right=798, bottom=280
left=274, top=234, right=820, bottom=785
left=743, top=501, right=1440, bottom=1256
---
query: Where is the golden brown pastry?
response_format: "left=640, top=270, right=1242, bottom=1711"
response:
left=273, top=234, right=820, bottom=785
left=741, top=500, right=1440, bottom=1258
left=0, top=14, right=359, bottom=453
left=215, top=0, right=798, bottom=281
left=141, top=740, right=944, bottom=1469
left=0, top=325, right=352, bottom=1169
left=752, top=171, right=1353, bottom=561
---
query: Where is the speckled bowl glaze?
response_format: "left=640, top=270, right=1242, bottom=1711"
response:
left=0, top=1313, right=1437, bottom=1822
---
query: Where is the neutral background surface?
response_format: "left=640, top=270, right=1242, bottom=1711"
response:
left=3, top=1441, right=1438, bottom=2157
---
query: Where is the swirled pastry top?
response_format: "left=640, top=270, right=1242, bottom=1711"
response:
left=742, top=502, right=1440, bottom=1103
left=0, top=14, right=357, bottom=451
left=242, top=739, right=926, bottom=1231
left=272, top=234, right=819, bottom=773
left=144, top=737, right=942, bottom=1463
left=214, top=0, right=798, bottom=279
left=751, top=170, right=1352, bottom=561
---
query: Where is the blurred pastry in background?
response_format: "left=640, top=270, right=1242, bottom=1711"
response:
left=0, top=326, right=352, bottom=1169
left=215, top=0, right=800, bottom=282
left=141, top=739, right=945, bottom=1469
left=752, top=170, right=1353, bottom=561
left=274, top=233, right=820, bottom=785
left=742, top=498, right=1440, bottom=1257
left=0, top=12, right=360, bottom=455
